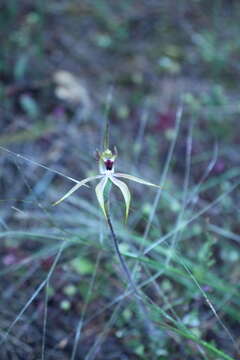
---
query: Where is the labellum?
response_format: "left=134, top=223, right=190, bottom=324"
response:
left=105, top=159, right=114, bottom=171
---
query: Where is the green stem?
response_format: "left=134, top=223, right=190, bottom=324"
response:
left=102, top=88, right=112, bottom=150
left=103, top=117, right=109, bottom=150
left=106, top=213, right=157, bottom=337
left=104, top=180, right=154, bottom=335
left=106, top=213, right=141, bottom=299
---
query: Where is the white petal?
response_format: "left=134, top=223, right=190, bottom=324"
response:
left=53, top=175, right=103, bottom=206
left=95, top=176, right=109, bottom=218
left=110, top=175, right=131, bottom=221
left=114, top=173, right=160, bottom=188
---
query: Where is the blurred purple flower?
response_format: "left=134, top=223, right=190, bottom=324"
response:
left=154, top=111, right=175, bottom=131
left=3, top=254, right=17, bottom=266
left=52, top=105, right=66, bottom=118
left=203, top=285, right=212, bottom=292
left=213, top=159, right=225, bottom=174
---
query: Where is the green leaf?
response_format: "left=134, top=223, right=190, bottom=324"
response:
left=110, top=175, right=131, bottom=221
left=95, top=176, right=109, bottom=218
left=20, top=94, right=39, bottom=118
left=114, top=173, right=161, bottom=188
left=159, top=323, right=236, bottom=360
left=53, top=175, right=103, bottom=206
left=71, top=257, right=94, bottom=275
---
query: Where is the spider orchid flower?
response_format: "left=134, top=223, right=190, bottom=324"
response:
left=53, top=148, right=160, bottom=220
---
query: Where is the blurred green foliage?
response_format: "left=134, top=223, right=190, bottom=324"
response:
left=0, top=1, right=240, bottom=359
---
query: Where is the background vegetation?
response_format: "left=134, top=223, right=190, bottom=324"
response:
left=0, top=0, right=240, bottom=359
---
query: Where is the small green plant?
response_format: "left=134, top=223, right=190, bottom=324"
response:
left=53, top=118, right=161, bottom=314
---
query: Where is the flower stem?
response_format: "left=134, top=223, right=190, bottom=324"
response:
left=104, top=181, right=155, bottom=335
left=106, top=213, right=141, bottom=299
left=106, top=213, right=156, bottom=336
